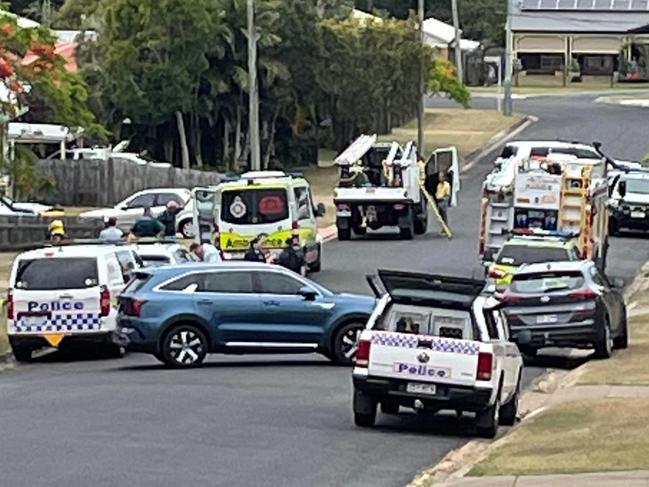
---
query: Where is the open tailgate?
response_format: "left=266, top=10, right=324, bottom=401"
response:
left=367, top=331, right=483, bottom=388
left=372, top=269, right=485, bottom=309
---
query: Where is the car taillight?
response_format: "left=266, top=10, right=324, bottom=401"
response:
left=393, top=203, right=406, bottom=210
left=568, top=289, right=598, bottom=301
left=100, top=286, right=111, bottom=317
left=355, top=339, right=372, bottom=367
left=292, top=220, right=299, bottom=230
left=336, top=203, right=350, bottom=211
left=476, top=352, right=493, bottom=381
left=7, top=290, right=14, bottom=320
left=125, top=299, right=147, bottom=317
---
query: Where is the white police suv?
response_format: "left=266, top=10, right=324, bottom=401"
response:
left=7, top=244, right=139, bottom=361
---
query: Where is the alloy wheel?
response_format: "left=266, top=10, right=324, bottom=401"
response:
left=168, top=329, right=205, bottom=365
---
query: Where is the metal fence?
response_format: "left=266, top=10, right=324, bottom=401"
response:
left=36, top=157, right=223, bottom=207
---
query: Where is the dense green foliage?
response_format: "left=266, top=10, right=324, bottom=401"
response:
left=11, top=0, right=471, bottom=169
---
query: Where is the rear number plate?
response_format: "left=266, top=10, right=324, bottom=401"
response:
left=631, top=211, right=646, bottom=219
left=537, top=314, right=558, bottom=324
left=21, top=316, right=48, bottom=327
left=406, top=382, right=437, bottom=395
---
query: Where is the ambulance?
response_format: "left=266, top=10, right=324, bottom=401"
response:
left=479, top=151, right=610, bottom=271
left=7, top=244, right=138, bottom=361
left=192, top=171, right=326, bottom=271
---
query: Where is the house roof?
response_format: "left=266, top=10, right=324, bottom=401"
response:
left=511, top=0, right=649, bottom=33
left=350, top=9, right=479, bottom=51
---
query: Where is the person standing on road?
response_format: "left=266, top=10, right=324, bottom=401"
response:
left=157, top=200, right=180, bottom=238
left=130, top=207, right=164, bottom=239
left=244, top=236, right=267, bottom=263
left=435, top=172, right=452, bottom=232
left=99, top=217, right=124, bottom=243
left=190, top=241, right=222, bottom=263
left=278, top=237, right=306, bottom=276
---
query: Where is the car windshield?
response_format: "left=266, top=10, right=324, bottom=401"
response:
left=497, top=245, right=569, bottom=266
left=551, top=147, right=599, bottom=159
left=221, top=188, right=289, bottom=225
left=510, top=271, right=584, bottom=294
left=15, top=258, right=99, bottom=290
left=623, top=178, right=649, bottom=195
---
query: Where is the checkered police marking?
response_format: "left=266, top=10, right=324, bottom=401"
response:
left=371, top=332, right=480, bottom=355
left=15, top=314, right=101, bottom=333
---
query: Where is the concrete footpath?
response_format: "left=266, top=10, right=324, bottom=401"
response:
left=437, top=470, right=649, bottom=486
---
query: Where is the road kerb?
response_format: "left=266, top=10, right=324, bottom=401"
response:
left=461, top=115, right=538, bottom=174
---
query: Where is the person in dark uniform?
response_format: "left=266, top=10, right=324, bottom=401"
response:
left=157, top=201, right=180, bottom=238
left=278, top=237, right=306, bottom=275
left=244, top=236, right=267, bottom=263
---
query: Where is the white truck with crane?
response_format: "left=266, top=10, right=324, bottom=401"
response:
left=333, top=134, right=459, bottom=240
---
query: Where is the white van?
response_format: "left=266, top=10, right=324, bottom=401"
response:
left=7, top=245, right=139, bottom=361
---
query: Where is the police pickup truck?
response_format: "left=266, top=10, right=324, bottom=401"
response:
left=353, top=270, right=523, bottom=438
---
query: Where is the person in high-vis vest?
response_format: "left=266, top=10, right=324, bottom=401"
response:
left=435, top=172, right=452, bottom=232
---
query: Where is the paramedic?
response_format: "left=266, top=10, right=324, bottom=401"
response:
left=157, top=200, right=180, bottom=238
left=130, top=207, right=164, bottom=238
left=190, top=241, right=221, bottom=263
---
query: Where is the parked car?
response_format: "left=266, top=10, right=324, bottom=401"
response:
left=80, top=188, right=194, bottom=236
left=486, top=231, right=581, bottom=292
left=0, top=195, right=53, bottom=216
left=128, top=242, right=195, bottom=268
left=118, top=262, right=376, bottom=368
left=7, top=244, right=140, bottom=361
left=353, top=270, right=522, bottom=438
left=608, top=171, right=649, bottom=235
left=499, top=260, right=627, bottom=358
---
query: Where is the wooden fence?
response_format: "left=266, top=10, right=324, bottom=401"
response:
left=35, top=157, right=223, bottom=207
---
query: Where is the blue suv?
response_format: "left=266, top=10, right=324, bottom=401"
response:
left=118, top=262, right=376, bottom=368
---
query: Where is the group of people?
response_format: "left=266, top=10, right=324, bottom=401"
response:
left=98, top=200, right=181, bottom=243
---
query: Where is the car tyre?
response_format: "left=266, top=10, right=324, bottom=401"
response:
left=337, top=227, right=351, bottom=241
left=352, top=225, right=367, bottom=236
left=106, top=344, right=126, bottom=359
left=414, top=201, right=428, bottom=235
left=476, top=388, right=500, bottom=439
left=12, top=345, right=32, bottom=363
left=499, top=379, right=520, bottom=426
left=594, top=318, right=613, bottom=359
left=613, top=312, right=629, bottom=350
left=331, top=322, right=366, bottom=365
left=399, top=209, right=415, bottom=240
left=162, top=324, right=208, bottom=368
left=179, top=219, right=195, bottom=239
left=353, top=390, right=377, bottom=427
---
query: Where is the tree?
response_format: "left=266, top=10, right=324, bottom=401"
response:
left=97, top=0, right=217, bottom=169
left=0, top=10, right=100, bottom=196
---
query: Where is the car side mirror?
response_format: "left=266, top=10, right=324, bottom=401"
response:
left=298, top=286, right=317, bottom=301
left=315, top=203, right=326, bottom=218
left=515, top=330, right=532, bottom=347
left=618, top=181, right=627, bottom=198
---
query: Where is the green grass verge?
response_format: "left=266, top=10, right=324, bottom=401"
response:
left=470, top=398, right=649, bottom=476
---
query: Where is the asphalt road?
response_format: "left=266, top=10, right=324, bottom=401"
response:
left=2, top=94, right=649, bottom=487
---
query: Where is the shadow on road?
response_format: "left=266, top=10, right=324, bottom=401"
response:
left=524, top=349, right=591, bottom=369
left=370, top=410, right=487, bottom=439
left=117, top=356, right=337, bottom=372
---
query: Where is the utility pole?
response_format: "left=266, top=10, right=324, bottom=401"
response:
left=503, top=0, right=513, bottom=116
left=451, top=0, right=463, bottom=83
left=417, top=0, right=425, bottom=156
left=247, top=0, right=261, bottom=171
